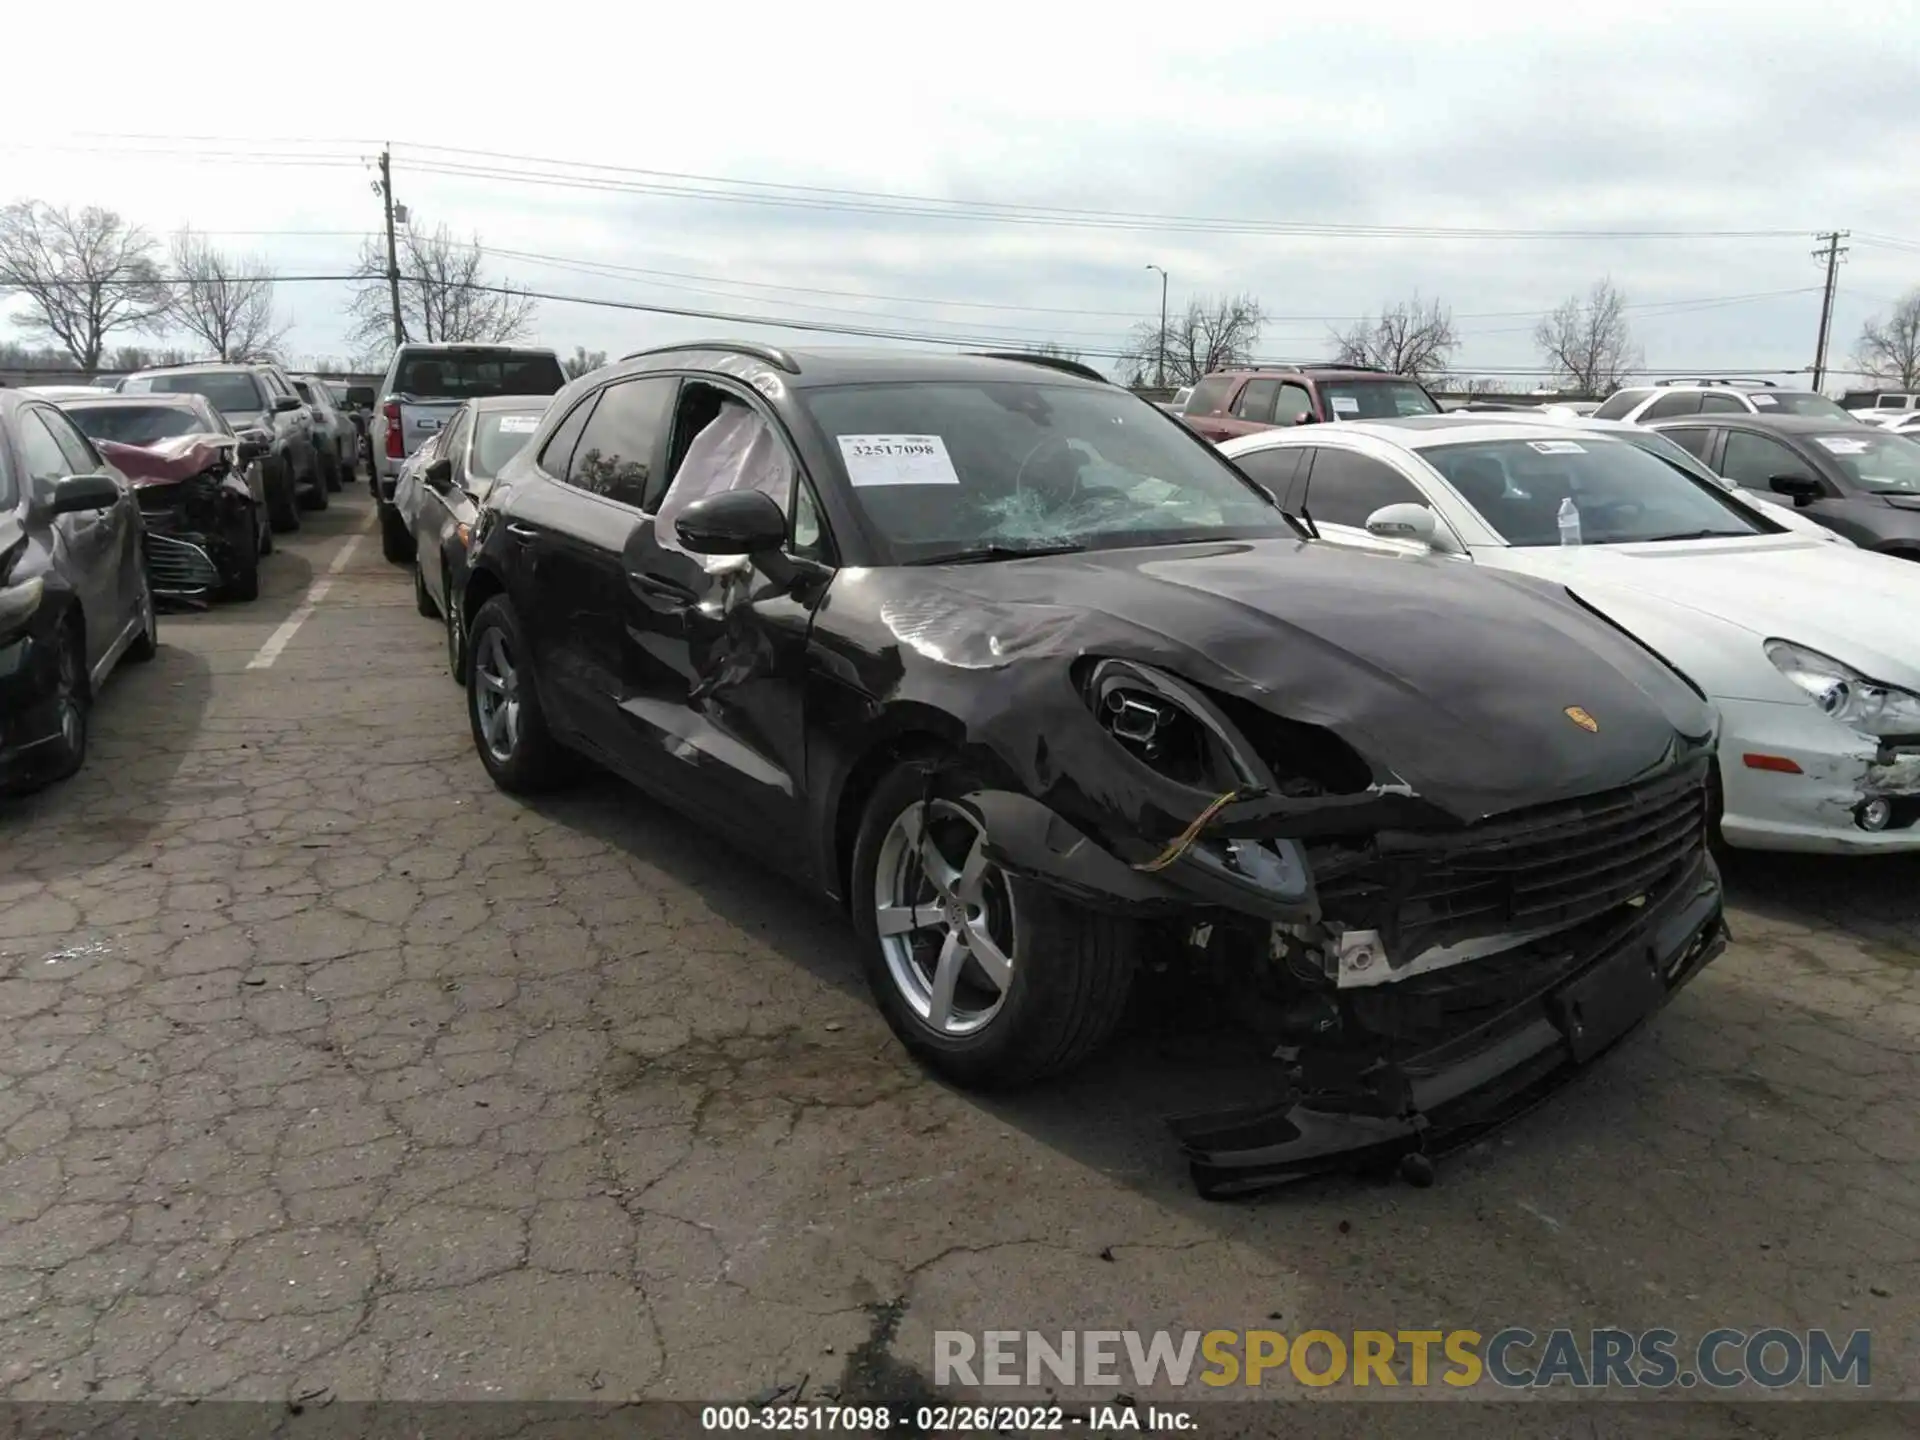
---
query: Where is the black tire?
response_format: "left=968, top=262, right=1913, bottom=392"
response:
left=44, top=617, right=91, bottom=783
left=299, top=460, right=330, bottom=511
left=379, top=502, right=415, bottom=564
left=126, top=568, right=158, bottom=663
left=264, top=458, right=301, bottom=533
left=850, top=760, right=1140, bottom=1089
left=414, top=559, right=438, bottom=618
left=446, top=592, right=466, bottom=684
left=260, top=513, right=274, bottom=557
left=320, top=449, right=343, bottom=493
left=338, top=448, right=356, bottom=485
left=225, top=513, right=261, bottom=602
left=465, top=595, right=571, bottom=793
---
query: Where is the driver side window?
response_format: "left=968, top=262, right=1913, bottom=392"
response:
left=1719, top=431, right=1815, bottom=492
left=38, top=409, right=101, bottom=478
left=1298, top=448, right=1428, bottom=528
left=657, top=383, right=834, bottom=563
left=17, top=411, right=72, bottom=486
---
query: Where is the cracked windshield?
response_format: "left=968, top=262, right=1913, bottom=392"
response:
left=801, top=381, right=1293, bottom=561
left=4, top=5, right=1919, bottom=1432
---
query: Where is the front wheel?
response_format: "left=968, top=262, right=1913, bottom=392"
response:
left=466, top=595, right=571, bottom=793
left=379, top=503, right=415, bottom=564
left=319, top=449, right=343, bottom=493
left=300, top=460, right=330, bottom=511
left=414, top=559, right=438, bottom=618
left=850, top=761, right=1140, bottom=1089
left=225, top=511, right=261, bottom=602
left=43, top=618, right=92, bottom=783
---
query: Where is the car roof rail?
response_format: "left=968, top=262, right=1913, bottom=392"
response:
left=965, top=351, right=1111, bottom=384
left=1652, top=376, right=1779, bottom=388
left=620, top=340, right=800, bottom=374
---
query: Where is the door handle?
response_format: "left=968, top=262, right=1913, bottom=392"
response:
left=505, top=523, right=538, bottom=542
left=630, top=572, right=698, bottom=606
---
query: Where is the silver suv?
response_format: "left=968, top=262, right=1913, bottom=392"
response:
left=1592, top=378, right=1853, bottom=425
left=369, top=344, right=566, bottom=561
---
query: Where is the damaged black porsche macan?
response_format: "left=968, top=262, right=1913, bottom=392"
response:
left=459, top=343, right=1729, bottom=1196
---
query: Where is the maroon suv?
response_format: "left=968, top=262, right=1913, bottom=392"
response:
left=1178, top=363, right=1442, bottom=443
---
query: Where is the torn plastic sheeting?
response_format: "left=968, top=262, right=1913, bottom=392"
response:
left=97, top=435, right=235, bottom=486
left=1870, top=749, right=1920, bottom=795
left=655, top=403, right=793, bottom=567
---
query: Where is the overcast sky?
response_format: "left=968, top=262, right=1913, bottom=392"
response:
left=5, top=3, right=1918, bottom=386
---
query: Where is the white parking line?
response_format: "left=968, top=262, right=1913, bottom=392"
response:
left=245, top=512, right=376, bottom=671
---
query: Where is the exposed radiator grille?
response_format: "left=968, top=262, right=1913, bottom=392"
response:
left=143, top=533, right=220, bottom=598
left=1314, top=758, right=1709, bottom=960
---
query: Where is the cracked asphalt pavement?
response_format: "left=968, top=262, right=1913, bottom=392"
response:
left=1, top=488, right=1916, bottom=1417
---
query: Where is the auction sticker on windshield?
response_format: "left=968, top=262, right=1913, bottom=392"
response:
left=1751, top=394, right=1777, bottom=405
left=1529, top=440, right=1587, bottom=455
left=1817, top=437, right=1872, bottom=455
left=1330, top=396, right=1359, bottom=415
left=837, top=434, right=960, bottom=486
left=497, top=415, right=539, bottom=434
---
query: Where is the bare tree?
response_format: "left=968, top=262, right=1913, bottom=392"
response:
left=107, top=343, right=188, bottom=372
left=1032, top=340, right=1085, bottom=364
left=165, top=230, right=288, bottom=361
left=0, top=202, right=170, bottom=369
left=1120, top=293, right=1266, bottom=387
left=1330, top=294, right=1459, bottom=378
left=1533, top=278, right=1642, bottom=396
left=564, top=345, right=608, bottom=380
left=348, top=223, right=536, bottom=350
left=1853, top=290, right=1920, bottom=391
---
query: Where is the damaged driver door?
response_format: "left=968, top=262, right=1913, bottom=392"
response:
left=616, top=381, right=832, bottom=875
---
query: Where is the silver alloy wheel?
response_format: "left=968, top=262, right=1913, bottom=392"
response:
left=55, top=634, right=81, bottom=749
left=472, top=626, right=521, bottom=763
left=874, top=798, right=1018, bottom=1037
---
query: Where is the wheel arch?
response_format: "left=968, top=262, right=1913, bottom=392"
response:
left=825, top=707, right=970, bottom=908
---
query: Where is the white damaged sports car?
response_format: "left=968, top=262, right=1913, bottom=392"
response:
left=1221, top=416, right=1920, bottom=853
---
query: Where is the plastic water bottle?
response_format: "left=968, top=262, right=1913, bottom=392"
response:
left=1557, top=497, right=1582, bottom=547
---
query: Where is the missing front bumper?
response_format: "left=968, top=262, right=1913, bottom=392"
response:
left=1169, top=855, right=1728, bottom=1199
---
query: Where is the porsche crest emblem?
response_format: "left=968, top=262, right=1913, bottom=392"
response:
left=1565, top=706, right=1599, bottom=733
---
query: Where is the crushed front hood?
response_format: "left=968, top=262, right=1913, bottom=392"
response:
left=875, top=539, right=1713, bottom=826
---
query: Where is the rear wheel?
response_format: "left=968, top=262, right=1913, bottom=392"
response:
left=379, top=503, right=415, bottom=564
left=466, top=595, right=570, bottom=793
left=299, top=459, right=330, bottom=511
left=851, top=761, right=1140, bottom=1088
left=319, top=449, right=343, bottom=493
left=264, top=458, right=301, bottom=533
left=126, top=569, right=158, bottom=663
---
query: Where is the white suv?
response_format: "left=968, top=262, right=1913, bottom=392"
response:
left=1592, top=379, right=1854, bottom=425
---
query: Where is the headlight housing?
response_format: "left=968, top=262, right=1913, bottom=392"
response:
left=1764, top=639, right=1920, bottom=736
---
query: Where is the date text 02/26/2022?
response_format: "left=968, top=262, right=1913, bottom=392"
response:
left=699, top=1404, right=1195, bottom=1432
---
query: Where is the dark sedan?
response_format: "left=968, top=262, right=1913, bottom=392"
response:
left=407, top=394, right=550, bottom=680
left=0, top=391, right=156, bottom=794
left=454, top=343, right=1730, bottom=1196
left=1649, top=413, right=1920, bottom=557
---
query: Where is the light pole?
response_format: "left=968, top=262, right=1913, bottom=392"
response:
left=1145, top=264, right=1168, bottom=391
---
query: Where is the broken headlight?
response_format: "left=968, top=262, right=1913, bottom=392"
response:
left=1088, top=658, right=1270, bottom=794
left=1765, top=640, right=1920, bottom=737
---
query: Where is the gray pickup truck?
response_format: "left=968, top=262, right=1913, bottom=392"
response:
left=370, top=344, right=566, bottom=561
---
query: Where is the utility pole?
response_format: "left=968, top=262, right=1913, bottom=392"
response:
left=1146, top=264, right=1169, bottom=390
left=1811, top=230, right=1849, bottom=393
left=379, top=146, right=406, bottom=346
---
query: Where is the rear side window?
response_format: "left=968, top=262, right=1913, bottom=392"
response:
left=1232, top=447, right=1304, bottom=503
left=1298, top=448, right=1428, bottom=528
left=394, top=350, right=567, bottom=400
left=1592, top=388, right=1653, bottom=420
left=1699, top=393, right=1746, bottom=414
left=1185, top=375, right=1234, bottom=416
left=537, top=395, right=597, bottom=478
left=1657, top=427, right=1715, bottom=462
left=1234, top=378, right=1280, bottom=423
left=566, top=377, right=677, bottom=509
left=1639, top=391, right=1704, bottom=421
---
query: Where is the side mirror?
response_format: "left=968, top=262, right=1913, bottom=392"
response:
left=47, top=474, right=121, bottom=517
left=1365, top=502, right=1438, bottom=546
left=272, top=395, right=302, bottom=413
left=237, top=436, right=270, bottom=463
left=1769, top=474, right=1823, bottom=506
left=674, top=489, right=788, bottom=556
left=423, top=457, right=454, bottom=491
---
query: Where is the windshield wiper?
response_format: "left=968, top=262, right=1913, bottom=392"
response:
left=906, top=541, right=1090, bottom=566
left=1634, top=529, right=1751, bottom=543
